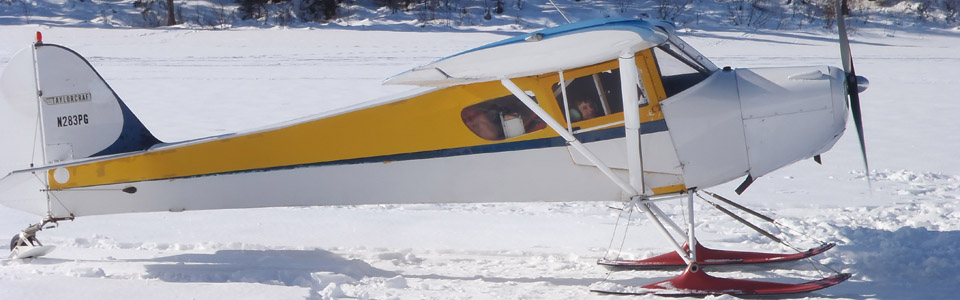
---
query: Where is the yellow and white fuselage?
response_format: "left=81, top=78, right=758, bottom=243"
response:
left=0, top=19, right=850, bottom=220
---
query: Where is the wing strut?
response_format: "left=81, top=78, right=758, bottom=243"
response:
left=618, top=54, right=644, bottom=194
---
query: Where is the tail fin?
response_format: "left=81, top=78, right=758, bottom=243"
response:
left=1, top=40, right=161, bottom=168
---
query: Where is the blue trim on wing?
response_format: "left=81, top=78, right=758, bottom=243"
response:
left=460, top=18, right=653, bottom=56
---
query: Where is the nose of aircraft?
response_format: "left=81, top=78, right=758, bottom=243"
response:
left=734, top=66, right=849, bottom=179
left=659, top=65, right=853, bottom=191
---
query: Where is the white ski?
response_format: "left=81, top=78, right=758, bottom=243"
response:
left=9, top=245, right=56, bottom=259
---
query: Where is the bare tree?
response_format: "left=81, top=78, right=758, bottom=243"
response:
left=18, top=0, right=35, bottom=24
left=213, top=0, right=233, bottom=29
left=945, top=0, right=960, bottom=23
left=656, top=0, right=693, bottom=21
left=727, top=0, right=774, bottom=28
left=167, top=0, right=176, bottom=25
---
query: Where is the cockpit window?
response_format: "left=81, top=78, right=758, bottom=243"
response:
left=461, top=91, right=547, bottom=141
left=653, top=46, right=710, bottom=97
left=552, top=69, right=646, bottom=124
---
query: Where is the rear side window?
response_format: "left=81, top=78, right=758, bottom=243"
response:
left=461, top=92, right=546, bottom=141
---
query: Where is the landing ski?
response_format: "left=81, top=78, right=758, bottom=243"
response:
left=598, top=242, right=835, bottom=270
left=591, top=265, right=851, bottom=296
left=9, top=245, right=56, bottom=259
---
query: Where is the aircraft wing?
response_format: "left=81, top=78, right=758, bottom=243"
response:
left=383, top=18, right=673, bottom=87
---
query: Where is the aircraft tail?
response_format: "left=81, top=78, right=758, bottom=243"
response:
left=0, top=35, right=161, bottom=217
left=0, top=36, right=161, bottom=170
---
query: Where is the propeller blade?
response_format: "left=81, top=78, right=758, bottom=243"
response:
left=836, top=0, right=871, bottom=186
left=848, top=68, right=870, bottom=182
left=836, top=0, right=852, bottom=74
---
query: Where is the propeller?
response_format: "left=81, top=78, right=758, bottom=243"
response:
left=836, top=0, right=871, bottom=186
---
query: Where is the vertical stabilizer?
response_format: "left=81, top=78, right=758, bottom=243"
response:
left=20, top=43, right=161, bottom=165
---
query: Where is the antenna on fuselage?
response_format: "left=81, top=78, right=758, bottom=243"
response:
left=547, top=0, right=572, bottom=24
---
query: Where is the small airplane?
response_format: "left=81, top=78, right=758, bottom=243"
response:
left=0, top=0, right=867, bottom=295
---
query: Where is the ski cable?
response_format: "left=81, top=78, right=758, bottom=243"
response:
left=31, top=111, right=40, bottom=168
left=697, top=193, right=785, bottom=245
left=599, top=201, right=638, bottom=283
left=701, top=190, right=833, bottom=246
left=603, top=200, right=636, bottom=263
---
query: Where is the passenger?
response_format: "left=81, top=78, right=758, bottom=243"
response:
left=576, top=99, right=599, bottom=120
left=461, top=107, right=503, bottom=140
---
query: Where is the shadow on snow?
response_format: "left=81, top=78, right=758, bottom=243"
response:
left=138, top=248, right=605, bottom=291
left=829, top=226, right=960, bottom=299
left=141, top=249, right=396, bottom=287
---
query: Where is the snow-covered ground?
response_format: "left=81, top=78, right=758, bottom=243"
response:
left=0, top=22, right=959, bottom=299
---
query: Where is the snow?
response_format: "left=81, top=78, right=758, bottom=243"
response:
left=2, top=5, right=960, bottom=300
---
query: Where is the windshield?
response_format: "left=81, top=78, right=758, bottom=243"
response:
left=653, top=38, right=718, bottom=97
left=661, top=35, right=718, bottom=73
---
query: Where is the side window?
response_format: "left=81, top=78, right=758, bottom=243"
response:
left=461, top=91, right=547, bottom=141
left=653, top=46, right=710, bottom=98
left=552, top=69, right=644, bottom=123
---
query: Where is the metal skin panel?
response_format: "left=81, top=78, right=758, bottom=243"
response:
left=737, top=67, right=847, bottom=177
left=567, top=132, right=684, bottom=194
left=737, top=67, right=833, bottom=119
left=660, top=70, right=749, bottom=190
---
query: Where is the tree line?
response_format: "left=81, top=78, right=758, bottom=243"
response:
left=3, top=0, right=959, bottom=29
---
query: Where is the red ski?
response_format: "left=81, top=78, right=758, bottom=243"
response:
left=592, top=264, right=851, bottom=296
left=598, top=242, right=835, bottom=270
